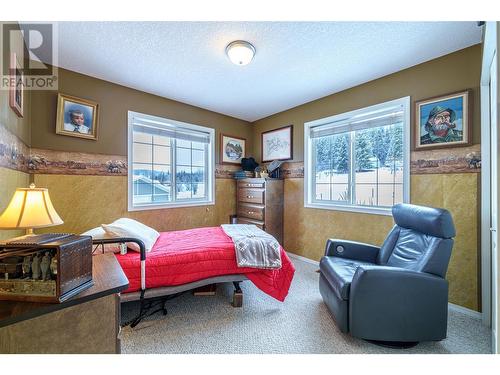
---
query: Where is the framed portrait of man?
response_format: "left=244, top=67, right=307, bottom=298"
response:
left=56, top=93, right=99, bottom=140
left=415, top=90, right=471, bottom=150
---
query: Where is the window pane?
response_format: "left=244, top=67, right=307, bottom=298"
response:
left=133, top=181, right=153, bottom=205
left=315, top=170, right=330, bottom=183
left=377, top=184, right=395, bottom=207
left=393, top=184, right=404, bottom=204
left=192, top=149, right=205, bottom=167
left=176, top=183, right=192, bottom=199
left=133, top=163, right=152, bottom=179
left=153, top=145, right=171, bottom=165
left=315, top=184, right=331, bottom=201
left=355, top=184, right=377, bottom=206
left=332, top=171, right=349, bottom=184
left=176, top=147, right=191, bottom=166
left=152, top=183, right=171, bottom=202
left=332, top=184, right=349, bottom=202
left=352, top=123, right=404, bottom=208
left=192, top=142, right=205, bottom=150
left=153, top=135, right=171, bottom=146
left=133, top=143, right=152, bottom=163
left=354, top=129, right=374, bottom=173
left=152, top=165, right=171, bottom=185
left=177, top=139, right=191, bottom=148
left=176, top=165, right=191, bottom=180
left=176, top=165, right=192, bottom=200
left=192, top=167, right=205, bottom=183
left=134, top=132, right=152, bottom=144
left=313, top=133, right=350, bottom=201
left=192, top=183, right=206, bottom=199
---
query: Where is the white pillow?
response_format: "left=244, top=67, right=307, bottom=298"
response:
left=101, top=218, right=160, bottom=253
left=81, top=227, right=122, bottom=255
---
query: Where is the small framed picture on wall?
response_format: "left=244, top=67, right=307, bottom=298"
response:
left=261, top=125, right=293, bottom=162
left=56, top=94, right=99, bottom=140
left=220, top=134, right=246, bottom=164
left=415, top=90, right=471, bottom=150
left=9, top=53, right=24, bottom=118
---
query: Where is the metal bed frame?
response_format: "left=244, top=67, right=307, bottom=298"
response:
left=92, top=238, right=247, bottom=327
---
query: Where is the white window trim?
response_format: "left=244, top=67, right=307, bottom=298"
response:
left=304, top=96, right=411, bottom=216
left=127, top=110, right=215, bottom=211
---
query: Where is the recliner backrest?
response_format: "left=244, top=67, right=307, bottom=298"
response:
left=376, top=203, right=456, bottom=278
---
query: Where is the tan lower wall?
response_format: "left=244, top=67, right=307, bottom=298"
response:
left=33, top=174, right=236, bottom=235
left=27, top=170, right=480, bottom=310
left=0, top=167, right=30, bottom=240
left=284, top=173, right=479, bottom=311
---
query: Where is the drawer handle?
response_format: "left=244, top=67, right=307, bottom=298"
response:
left=248, top=211, right=255, bottom=214
left=246, top=195, right=254, bottom=198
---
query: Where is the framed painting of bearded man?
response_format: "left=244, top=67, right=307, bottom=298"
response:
left=415, top=90, right=471, bottom=150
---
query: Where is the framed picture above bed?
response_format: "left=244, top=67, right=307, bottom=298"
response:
left=56, top=93, right=99, bottom=140
left=261, top=125, right=293, bottom=162
left=220, top=133, right=246, bottom=165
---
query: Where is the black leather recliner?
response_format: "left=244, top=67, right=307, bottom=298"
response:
left=319, top=203, right=456, bottom=343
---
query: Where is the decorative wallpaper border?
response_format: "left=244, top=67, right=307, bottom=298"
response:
left=30, top=148, right=243, bottom=178
left=1, top=123, right=481, bottom=178
left=29, top=148, right=128, bottom=176
left=270, top=145, right=482, bottom=178
left=410, top=144, right=481, bottom=175
left=0, top=124, right=30, bottom=173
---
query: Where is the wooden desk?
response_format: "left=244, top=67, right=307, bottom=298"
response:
left=0, top=253, right=129, bottom=354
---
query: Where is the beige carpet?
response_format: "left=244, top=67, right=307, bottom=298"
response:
left=120, top=256, right=491, bottom=354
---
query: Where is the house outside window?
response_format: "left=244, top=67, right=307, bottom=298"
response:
left=304, top=97, right=410, bottom=215
left=128, top=111, right=215, bottom=211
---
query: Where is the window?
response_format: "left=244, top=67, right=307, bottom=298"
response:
left=304, top=97, right=410, bottom=215
left=128, top=111, right=215, bottom=210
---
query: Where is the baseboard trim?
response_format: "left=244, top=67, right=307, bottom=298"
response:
left=286, top=251, right=319, bottom=266
left=448, top=303, right=482, bottom=320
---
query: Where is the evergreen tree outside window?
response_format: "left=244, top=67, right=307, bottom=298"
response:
left=305, top=97, right=410, bottom=215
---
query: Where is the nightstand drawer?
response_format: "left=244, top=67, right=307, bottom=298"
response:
left=237, top=204, right=264, bottom=221
left=238, top=180, right=265, bottom=189
left=238, top=188, right=265, bottom=204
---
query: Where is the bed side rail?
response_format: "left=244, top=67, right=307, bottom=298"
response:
left=91, top=237, right=146, bottom=291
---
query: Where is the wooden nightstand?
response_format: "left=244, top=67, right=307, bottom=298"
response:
left=0, top=253, right=129, bottom=354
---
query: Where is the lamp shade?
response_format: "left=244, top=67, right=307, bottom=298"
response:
left=0, top=184, right=63, bottom=230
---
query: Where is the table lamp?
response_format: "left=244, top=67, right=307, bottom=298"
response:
left=0, top=183, right=63, bottom=237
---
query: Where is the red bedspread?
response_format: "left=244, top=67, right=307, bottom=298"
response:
left=115, top=227, right=295, bottom=301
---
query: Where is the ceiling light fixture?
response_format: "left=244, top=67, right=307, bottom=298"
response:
left=225, top=40, right=255, bottom=66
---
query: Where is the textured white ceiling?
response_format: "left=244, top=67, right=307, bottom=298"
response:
left=49, top=22, right=481, bottom=122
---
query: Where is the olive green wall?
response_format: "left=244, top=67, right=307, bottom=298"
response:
left=31, top=68, right=254, bottom=160
left=0, top=22, right=31, bottom=240
left=0, top=22, right=31, bottom=146
left=251, top=44, right=483, bottom=311
left=253, top=45, right=482, bottom=161
left=26, top=68, right=254, bottom=238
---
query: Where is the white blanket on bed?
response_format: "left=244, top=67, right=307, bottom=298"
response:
left=221, top=224, right=281, bottom=269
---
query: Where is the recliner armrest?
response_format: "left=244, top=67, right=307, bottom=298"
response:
left=324, top=239, right=380, bottom=263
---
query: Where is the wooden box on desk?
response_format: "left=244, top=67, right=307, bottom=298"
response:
left=0, top=234, right=93, bottom=303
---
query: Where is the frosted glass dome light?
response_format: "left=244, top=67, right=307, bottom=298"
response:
left=226, top=41, right=256, bottom=66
